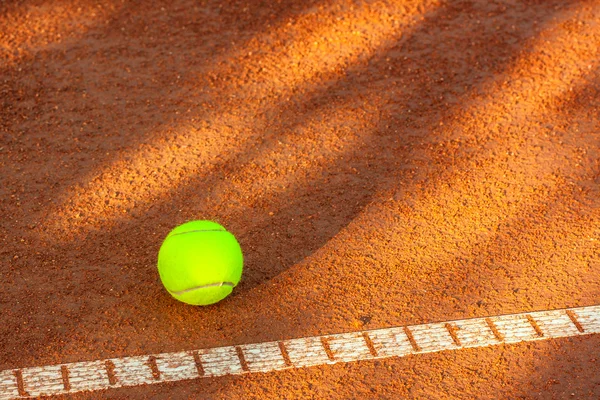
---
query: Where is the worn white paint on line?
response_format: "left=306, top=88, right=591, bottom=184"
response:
left=326, top=332, right=373, bottom=363
left=368, top=327, right=413, bottom=358
left=0, top=370, right=18, bottom=400
left=110, top=356, right=156, bottom=387
left=573, top=305, right=600, bottom=333
left=197, top=346, right=243, bottom=377
left=67, top=360, right=112, bottom=392
left=240, top=342, right=289, bottom=373
left=283, top=337, right=332, bottom=368
left=489, top=314, right=540, bottom=343
left=451, top=318, right=498, bottom=348
left=154, top=352, right=199, bottom=382
left=409, top=322, right=458, bottom=353
left=529, top=310, right=582, bottom=338
left=2, top=305, right=599, bottom=399
left=20, top=365, right=64, bottom=398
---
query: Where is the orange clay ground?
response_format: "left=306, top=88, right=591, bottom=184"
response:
left=1, top=0, right=599, bottom=398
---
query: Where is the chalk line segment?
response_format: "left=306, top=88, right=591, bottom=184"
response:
left=154, top=352, right=199, bottom=382
left=572, top=305, right=600, bottom=333
left=1, top=304, right=599, bottom=399
left=409, top=322, right=459, bottom=353
left=489, top=314, right=540, bottom=344
left=0, top=370, right=19, bottom=400
left=368, top=327, right=414, bottom=358
left=109, top=356, right=156, bottom=387
left=197, top=346, right=243, bottom=377
left=529, top=310, right=582, bottom=338
left=452, top=318, right=498, bottom=349
left=326, top=331, right=374, bottom=363
left=283, top=337, right=332, bottom=368
left=239, top=342, right=290, bottom=373
left=67, top=360, right=112, bottom=393
left=20, top=365, right=64, bottom=398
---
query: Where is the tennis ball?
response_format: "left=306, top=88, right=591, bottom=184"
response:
left=157, top=220, right=243, bottom=305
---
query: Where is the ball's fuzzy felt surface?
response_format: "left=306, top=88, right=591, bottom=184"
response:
left=157, top=220, right=243, bottom=305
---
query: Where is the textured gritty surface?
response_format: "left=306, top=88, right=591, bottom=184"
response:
left=1, top=0, right=599, bottom=398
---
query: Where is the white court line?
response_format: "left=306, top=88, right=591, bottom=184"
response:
left=1, top=305, right=598, bottom=399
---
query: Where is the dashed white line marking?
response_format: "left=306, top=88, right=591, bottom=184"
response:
left=283, top=337, right=332, bottom=368
left=575, top=305, right=600, bottom=333
left=240, top=342, right=289, bottom=373
left=490, top=314, right=540, bottom=343
left=67, top=360, right=111, bottom=392
left=0, top=370, right=19, bottom=400
left=410, top=322, right=459, bottom=353
left=20, top=366, right=64, bottom=398
left=452, top=318, right=498, bottom=348
left=530, top=310, right=580, bottom=338
left=154, top=352, right=198, bottom=382
left=110, top=356, right=156, bottom=387
left=327, top=332, right=373, bottom=363
left=197, top=346, right=243, bottom=377
left=368, top=327, right=413, bottom=358
left=1, top=305, right=598, bottom=399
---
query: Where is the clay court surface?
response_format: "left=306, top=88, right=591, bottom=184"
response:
left=1, top=0, right=600, bottom=398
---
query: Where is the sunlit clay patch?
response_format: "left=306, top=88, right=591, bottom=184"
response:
left=42, top=0, right=433, bottom=241
left=0, top=2, right=122, bottom=65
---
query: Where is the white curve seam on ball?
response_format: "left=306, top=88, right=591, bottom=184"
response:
left=166, top=229, right=228, bottom=239
left=168, top=282, right=235, bottom=295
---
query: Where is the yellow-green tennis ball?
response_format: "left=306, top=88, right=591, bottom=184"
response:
left=157, top=220, right=243, bottom=306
